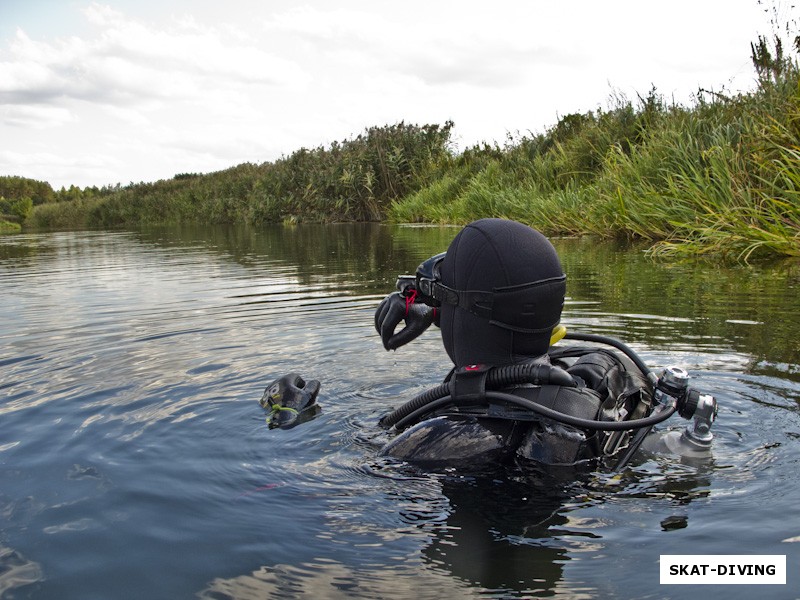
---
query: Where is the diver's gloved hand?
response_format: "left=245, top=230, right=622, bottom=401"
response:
left=374, top=291, right=437, bottom=351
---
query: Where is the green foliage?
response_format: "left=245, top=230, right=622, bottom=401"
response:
left=0, top=176, right=54, bottom=205
left=10, top=197, right=34, bottom=220
left=25, top=197, right=101, bottom=229
left=1, top=191, right=34, bottom=224
left=387, top=76, right=800, bottom=259
left=0, top=219, right=21, bottom=233
left=14, top=7, right=800, bottom=258
left=255, top=121, right=454, bottom=222
left=25, top=122, right=454, bottom=228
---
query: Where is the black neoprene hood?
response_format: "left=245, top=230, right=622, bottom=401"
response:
left=438, top=218, right=566, bottom=367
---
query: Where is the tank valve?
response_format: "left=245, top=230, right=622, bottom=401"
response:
left=679, top=390, right=718, bottom=449
left=655, top=366, right=718, bottom=450
left=653, top=366, right=689, bottom=409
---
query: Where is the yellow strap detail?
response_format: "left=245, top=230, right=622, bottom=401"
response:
left=549, top=324, right=567, bottom=346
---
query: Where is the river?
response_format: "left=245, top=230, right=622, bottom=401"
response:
left=1, top=224, right=799, bottom=599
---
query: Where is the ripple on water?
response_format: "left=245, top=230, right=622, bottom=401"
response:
left=0, top=545, right=43, bottom=597
left=2, top=227, right=800, bottom=600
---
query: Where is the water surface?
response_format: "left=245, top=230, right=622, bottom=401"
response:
left=1, top=224, right=799, bottom=599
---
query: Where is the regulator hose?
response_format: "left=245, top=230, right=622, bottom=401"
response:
left=393, top=390, right=677, bottom=433
left=378, top=363, right=576, bottom=429
left=563, top=331, right=656, bottom=384
left=379, top=382, right=450, bottom=429
left=380, top=330, right=668, bottom=434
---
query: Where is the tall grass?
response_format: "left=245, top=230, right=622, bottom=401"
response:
left=598, top=79, right=800, bottom=258
left=0, top=219, right=21, bottom=233
left=20, top=57, right=800, bottom=258
left=387, top=76, right=800, bottom=259
left=26, top=122, right=454, bottom=229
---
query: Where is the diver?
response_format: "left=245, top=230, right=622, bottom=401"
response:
left=374, top=218, right=717, bottom=470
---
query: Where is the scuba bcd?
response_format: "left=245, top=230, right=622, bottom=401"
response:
left=386, top=254, right=719, bottom=470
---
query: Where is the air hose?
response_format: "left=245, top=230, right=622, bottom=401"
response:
left=392, top=390, right=676, bottom=433
left=378, top=362, right=576, bottom=429
left=563, top=331, right=656, bottom=384
left=380, top=331, right=666, bottom=434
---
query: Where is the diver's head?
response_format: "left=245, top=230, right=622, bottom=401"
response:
left=436, top=218, right=565, bottom=367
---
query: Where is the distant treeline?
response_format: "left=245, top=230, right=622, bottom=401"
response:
left=6, top=33, right=800, bottom=258
left=13, top=122, right=453, bottom=229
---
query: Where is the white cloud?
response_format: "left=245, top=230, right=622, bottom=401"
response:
left=0, top=0, right=775, bottom=189
left=1, top=2, right=305, bottom=110
left=0, top=148, right=122, bottom=189
left=0, top=103, right=76, bottom=128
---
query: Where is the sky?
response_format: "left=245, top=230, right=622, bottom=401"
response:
left=0, top=0, right=779, bottom=190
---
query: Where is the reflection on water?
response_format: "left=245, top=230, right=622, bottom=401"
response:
left=0, top=546, right=43, bottom=597
left=1, top=224, right=799, bottom=599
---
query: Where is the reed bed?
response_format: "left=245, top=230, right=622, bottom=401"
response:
left=16, top=58, right=800, bottom=258
left=389, top=75, right=800, bottom=259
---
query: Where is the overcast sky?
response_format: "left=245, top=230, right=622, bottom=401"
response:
left=0, top=0, right=777, bottom=190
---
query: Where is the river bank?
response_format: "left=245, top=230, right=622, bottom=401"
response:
left=9, top=64, right=800, bottom=260
left=0, top=219, right=21, bottom=232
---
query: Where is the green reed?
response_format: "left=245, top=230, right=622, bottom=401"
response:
left=24, top=122, right=454, bottom=229
left=388, top=74, right=800, bottom=259
left=17, top=52, right=800, bottom=258
left=0, top=220, right=21, bottom=233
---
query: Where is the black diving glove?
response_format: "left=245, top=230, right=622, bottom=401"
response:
left=374, top=291, right=438, bottom=351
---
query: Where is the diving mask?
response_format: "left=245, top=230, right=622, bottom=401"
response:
left=395, top=252, right=567, bottom=335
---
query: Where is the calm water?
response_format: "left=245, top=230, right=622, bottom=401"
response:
left=1, top=224, right=799, bottom=599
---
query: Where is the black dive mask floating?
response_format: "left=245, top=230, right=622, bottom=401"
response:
left=396, top=252, right=567, bottom=334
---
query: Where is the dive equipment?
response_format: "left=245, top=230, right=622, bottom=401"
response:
left=654, top=366, right=690, bottom=407
left=380, top=330, right=718, bottom=468
left=260, top=373, right=321, bottom=429
left=613, top=363, right=718, bottom=468
left=379, top=361, right=578, bottom=429
left=563, top=331, right=655, bottom=385
left=396, top=253, right=567, bottom=334
left=549, top=324, right=567, bottom=346
left=384, top=221, right=717, bottom=468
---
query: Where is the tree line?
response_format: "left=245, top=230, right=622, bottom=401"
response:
left=11, top=122, right=452, bottom=230
left=5, top=15, right=800, bottom=259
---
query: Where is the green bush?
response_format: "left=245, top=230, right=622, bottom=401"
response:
left=16, top=23, right=800, bottom=259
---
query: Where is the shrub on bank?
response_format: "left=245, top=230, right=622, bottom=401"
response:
left=18, top=36, right=800, bottom=258
left=387, top=72, right=800, bottom=259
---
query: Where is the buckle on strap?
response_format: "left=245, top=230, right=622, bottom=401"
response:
left=449, top=364, right=491, bottom=402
